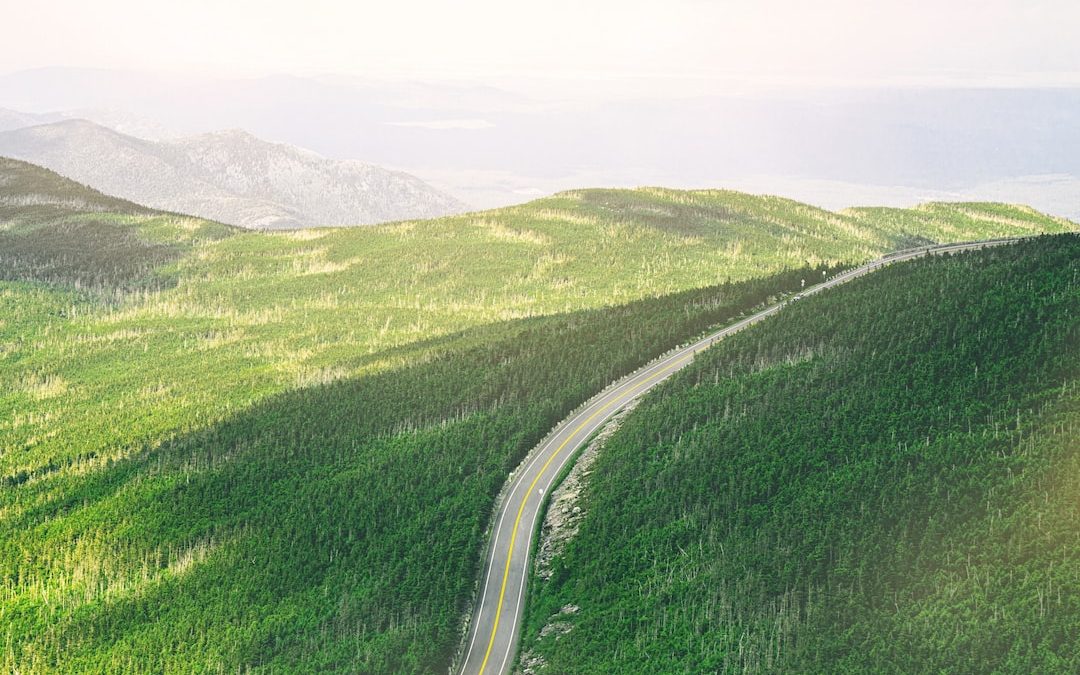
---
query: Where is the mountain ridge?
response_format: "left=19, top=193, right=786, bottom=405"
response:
left=0, top=118, right=468, bottom=229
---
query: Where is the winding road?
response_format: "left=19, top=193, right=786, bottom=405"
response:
left=456, top=237, right=1024, bottom=675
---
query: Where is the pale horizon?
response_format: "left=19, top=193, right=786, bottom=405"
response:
left=5, top=0, right=1080, bottom=91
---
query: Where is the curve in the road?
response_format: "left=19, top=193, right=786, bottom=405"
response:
left=456, top=237, right=1025, bottom=675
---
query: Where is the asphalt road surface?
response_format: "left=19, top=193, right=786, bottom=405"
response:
left=456, top=237, right=1024, bottom=675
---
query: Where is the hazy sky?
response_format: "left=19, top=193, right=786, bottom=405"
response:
left=5, top=0, right=1080, bottom=88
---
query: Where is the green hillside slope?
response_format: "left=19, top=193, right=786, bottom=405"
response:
left=1, top=161, right=1075, bottom=671
left=3, top=274, right=828, bottom=673
left=0, top=157, right=234, bottom=291
left=844, top=201, right=1076, bottom=248
left=520, top=235, right=1080, bottom=673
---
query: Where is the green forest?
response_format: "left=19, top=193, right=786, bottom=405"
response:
left=521, top=235, right=1080, bottom=673
left=1, top=157, right=1076, bottom=671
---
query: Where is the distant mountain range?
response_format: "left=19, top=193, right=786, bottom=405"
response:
left=0, top=108, right=60, bottom=132
left=0, top=114, right=468, bottom=229
left=3, top=68, right=1080, bottom=218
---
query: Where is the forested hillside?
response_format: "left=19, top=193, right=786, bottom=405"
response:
left=3, top=271, right=833, bottom=672
left=1, top=162, right=1075, bottom=671
left=521, top=235, right=1080, bottom=673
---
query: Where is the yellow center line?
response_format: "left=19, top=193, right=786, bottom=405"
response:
left=476, top=352, right=693, bottom=674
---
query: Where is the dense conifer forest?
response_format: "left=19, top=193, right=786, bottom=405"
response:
left=521, top=235, right=1080, bottom=673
